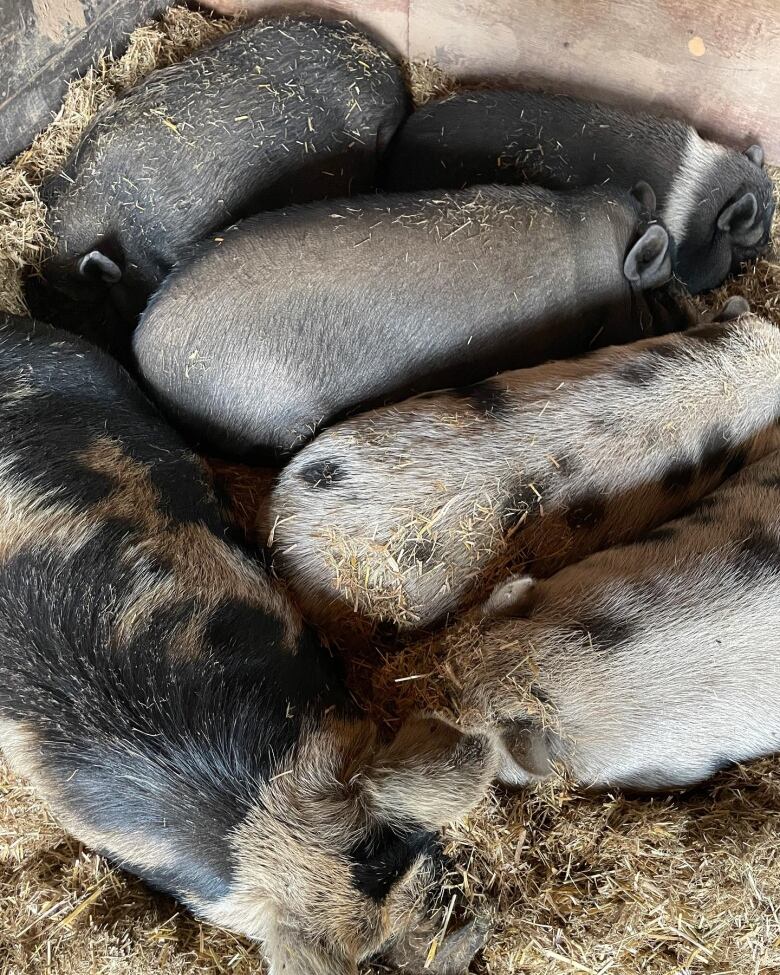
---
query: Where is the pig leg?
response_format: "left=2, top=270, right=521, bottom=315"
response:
left=384, top=915, right=493, bottom=974
left=480, top=574, right=537, bottom=619
left=366, top=714, right=501, bottom=827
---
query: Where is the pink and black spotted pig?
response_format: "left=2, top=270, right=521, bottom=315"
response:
left=269, top=302, right=780, bottom=634
left=467, top=442, right=780, bottom=792
left=0, top=313, right=500, bottom=975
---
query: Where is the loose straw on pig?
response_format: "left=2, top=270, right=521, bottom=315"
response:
left=1, top=7, right=780, bottom=974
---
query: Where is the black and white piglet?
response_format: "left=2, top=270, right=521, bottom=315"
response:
left=0, top=313, right=500, bottom=975
left=27, top=18, right=407, bottom=354
left=382, top=89, right=774, bottom=292
left=134, top=182, right=687, bottom=457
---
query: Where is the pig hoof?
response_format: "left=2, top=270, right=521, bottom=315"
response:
left=481, top=574, right=537, bottom=619
left=425, top=916, right=493, bottom=974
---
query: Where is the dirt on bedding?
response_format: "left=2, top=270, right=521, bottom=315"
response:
left=1, top=6, right=780, bottom=975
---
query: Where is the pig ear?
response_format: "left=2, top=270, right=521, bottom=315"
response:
left=77, top=249, right=122, bottom=284
left=708, top=295, right=750, bottom=323
left=623, top=224, right=672, bottom=290
left=745, top=144, right=764, bottom=168
left=481, top=574, right=537, bottom=619
left=717, top=192, right=761, bottom=243
left=629, top=180, right=657, bottom=213
left=364, top=714, right=497, bottom=828
left=265, top=926, right=358, bottom=975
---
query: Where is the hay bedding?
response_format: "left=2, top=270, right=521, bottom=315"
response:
left=1, top=6, right=780, bottom=974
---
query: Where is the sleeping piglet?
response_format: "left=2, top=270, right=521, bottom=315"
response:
left=26, top=17, right=407, bottom=355
left=134, top=182, right=685, bottom=457
left=382, top=88, right=775, bottom=293
left=268, top=303, right=780, bottom=634
left=465, top=439, right=780, bottom=793
left=0, top=312, right=501, bottom=975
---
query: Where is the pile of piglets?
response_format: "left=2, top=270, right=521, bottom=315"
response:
left=3, top=14, right=777, bottom=975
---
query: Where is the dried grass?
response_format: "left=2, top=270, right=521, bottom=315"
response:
left=1, top=7, right=780, bottom=975
left=0, top=7, right=235, bottom=316
left=404, top=60, right=459, bottom=107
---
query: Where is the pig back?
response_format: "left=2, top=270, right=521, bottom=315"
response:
left=0, top=313, right=346, bottom=866
left=382, top=89, right=684, bottom=201
left=36, top=17, right=408, bottom=325
left=485, top=445, right=780, bottom=791
left=269, top=314, right=780, bottom=633
left=134, top=184, right=644, bottom=457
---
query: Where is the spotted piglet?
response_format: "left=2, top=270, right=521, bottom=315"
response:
left=464, top=442, right=780, bottom=792
left=269, top=303, right=780, bottom=634
left=0, top=314, right=500, bottom=975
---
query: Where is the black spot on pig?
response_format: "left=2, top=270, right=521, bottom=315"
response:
left=686, top=494, right=719, bottom=524
left=698, top=425, right=729, bottom=477
left=732, top=522, right=780, bottom=581
left=205, top=601, right=347, bottom=719
left=697, top=425, right=747, bottom=481
left=402, top=536, right=436, bottom=565
left=4, top=398, right=115, bottom=507
left=723, top=450, right=748, bottom=480
left=565, top=494, right=606, bottom=530
left=577, top=613, right=637, bottom=647
left=644, top=525, right=677, bottom=543
left=617, top=357, right=659, bottom=386
left=205, top=600, right=282, bottom=657
left=501, top=483, right=543, bottom=531
left=451, top=381, right=511, bottom=418
left=298, top=459, right=346, bottom=488
left=662, top=460, right=697, bottom=492
left=652, top=344, right=686, bottom=362
left=145, top=455, right=225, bottom=533
left=349, top=823, right=441, bottom=903
left=690, top=323, right=729, bottom=346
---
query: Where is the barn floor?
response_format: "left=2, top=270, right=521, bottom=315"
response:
left=2, top=7, right=780, bottom=975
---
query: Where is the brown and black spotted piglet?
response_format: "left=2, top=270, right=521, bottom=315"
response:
left=270, top=302, right=779, bottom=634
left=0, top=314, right=500, bottom=975
left=466, top=443, right=780, bottom=792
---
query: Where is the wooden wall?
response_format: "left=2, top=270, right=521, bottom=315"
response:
left=0, top=0, right=170, bottom=161
left=4, top=0, right=779, bottom=163
left=218, top=0, right=780, bottom=162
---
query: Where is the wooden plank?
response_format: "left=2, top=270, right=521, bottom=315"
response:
left=409, top=0, right=780, bottom=162
left=5, top=0, right=777, bottom=164
left=190, top=0, right=409, bottom=60
left=0, top=0, right=169, bottom=163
